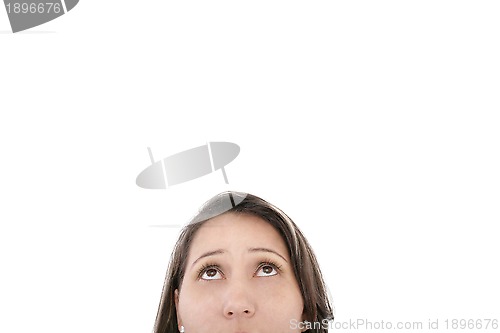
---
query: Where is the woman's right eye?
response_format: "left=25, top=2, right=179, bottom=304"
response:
left=200, top=267, right=223, bottom=280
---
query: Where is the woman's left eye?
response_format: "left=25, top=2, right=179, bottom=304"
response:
left=255, top=263, right=279, bottom=277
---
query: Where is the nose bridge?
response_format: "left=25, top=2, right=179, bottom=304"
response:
left=222, top=275, right=256, bottom=318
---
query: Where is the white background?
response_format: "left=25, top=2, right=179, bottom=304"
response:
left=1, top=1, right=499, bottom=332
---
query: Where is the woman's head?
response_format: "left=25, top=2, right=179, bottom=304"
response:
left=153, top=191, right=333, bottom=333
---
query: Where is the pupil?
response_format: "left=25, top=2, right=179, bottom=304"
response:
left=263, top=266, right=272, bottom=274
left=207, top=269, right=217, bottom=277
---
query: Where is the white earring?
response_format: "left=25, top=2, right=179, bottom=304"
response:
left=179, top=326, right=185, bottom=333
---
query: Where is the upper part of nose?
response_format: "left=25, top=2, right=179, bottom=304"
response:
left=222, top=281, right=256, bottom=319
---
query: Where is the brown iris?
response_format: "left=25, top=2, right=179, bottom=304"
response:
left=262, top=265, right=273, bottom=274
left=206, top=268, right=218, bottom=277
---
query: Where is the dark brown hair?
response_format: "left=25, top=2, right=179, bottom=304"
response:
left=153, top=191, right=334, bottom=333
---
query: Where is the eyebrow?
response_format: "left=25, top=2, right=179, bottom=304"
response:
left=191, top=247, right=288, bottom=267
left=191, top=249, right=226, bottom=267
left=248, top=247, right=288, bottom=263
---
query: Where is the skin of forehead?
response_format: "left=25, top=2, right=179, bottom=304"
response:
left=187, top=213, right=291, bottom=265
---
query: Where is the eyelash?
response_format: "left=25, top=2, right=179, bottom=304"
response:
left=196, top=259, right=283, bottom=280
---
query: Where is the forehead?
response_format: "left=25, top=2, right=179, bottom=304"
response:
left=188, top=213, right=289, bottom=260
